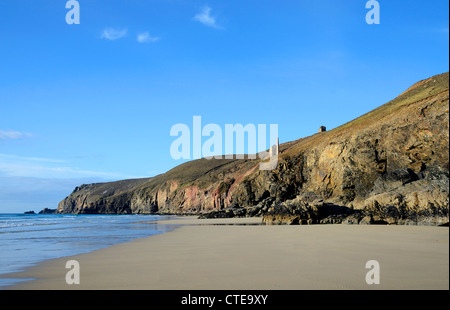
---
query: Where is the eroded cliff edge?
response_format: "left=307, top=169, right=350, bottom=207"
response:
left=57, top=73, right=449, bottom=225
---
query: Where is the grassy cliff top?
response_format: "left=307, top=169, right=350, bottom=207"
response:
left=282, top=72, right=449, bottom=157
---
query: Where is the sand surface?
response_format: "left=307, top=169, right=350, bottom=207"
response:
left=3, top=217, right=449, bottom=290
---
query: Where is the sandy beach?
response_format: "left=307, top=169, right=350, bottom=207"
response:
left=3, top=217, right=449, bottom=290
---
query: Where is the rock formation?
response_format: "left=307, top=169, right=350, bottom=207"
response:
left=38, top=208, right=58, bottom=214
left=57, top=73, right=449, bottom=225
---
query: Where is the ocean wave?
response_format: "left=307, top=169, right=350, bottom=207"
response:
left=0, top=213, right=174, bottom=287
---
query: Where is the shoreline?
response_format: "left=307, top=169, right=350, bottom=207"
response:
left=0, top=213, right=179, bottom=288
left=2, top=217, right=449, bottom=290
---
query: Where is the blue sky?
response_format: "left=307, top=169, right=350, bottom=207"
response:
left=0, top=0, right=448, bottom=212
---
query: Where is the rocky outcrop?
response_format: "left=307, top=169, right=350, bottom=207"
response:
left=39, top=208, right=58, bottom=214
left=57, top=73, right=449, bottom=225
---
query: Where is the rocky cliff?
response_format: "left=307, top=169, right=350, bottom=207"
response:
left=57, top=73, right=449, bottom=225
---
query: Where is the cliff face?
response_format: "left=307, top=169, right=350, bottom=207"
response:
left=57, top=73, right=449, bottom=225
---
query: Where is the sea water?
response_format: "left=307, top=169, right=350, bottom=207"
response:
left=0, top=213, right=175, bottom=288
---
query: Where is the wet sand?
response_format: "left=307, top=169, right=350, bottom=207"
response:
left=3, top=217, right=449, bottom=290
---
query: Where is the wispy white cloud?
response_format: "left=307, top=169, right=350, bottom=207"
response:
left=0, top=154, right=66, bottom=164
left=101, top=28, right=128, bottom=40
left=0, top=130, right=32, bottom=140
left=0, top=153, right=132, bottom=180
left=137, top=32, right=160, bottom=43
left=194, top=6, right=222, bottom=29
left=424, top=27, right=449, bottom=35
